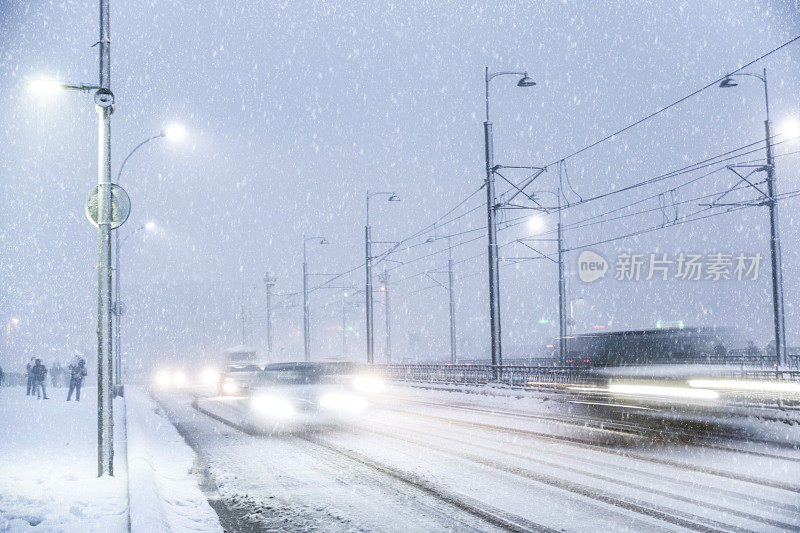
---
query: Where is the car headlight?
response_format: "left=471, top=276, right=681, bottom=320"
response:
left=250, top=395, right=295, bottom=418
left=155, top=370, right=172, bottom=387
left=320, top=393, right=368, bottom=413
left=221, top=379, right=239, bottom=395
left=352, top=375, right=385, bottom=394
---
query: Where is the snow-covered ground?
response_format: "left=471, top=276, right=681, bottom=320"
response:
left=0, top=386, right=127, bottom=532
left=125, top=387, right=222, bottom=532
left=154, top=382, right=800, bottom=532
left=5, top=379, right=796, bottom=531
left=0, top=385, right=224, bottom=533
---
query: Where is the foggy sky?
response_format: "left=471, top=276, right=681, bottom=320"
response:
left=1, top=0, right=799, bottom=373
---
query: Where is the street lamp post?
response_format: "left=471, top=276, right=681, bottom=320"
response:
left=113, top=221, right=155, bottom=387
left=113, top=126, right=183, bottom=391
left=365, top=190, right=400, bottom=364
left=96, top=0, right=114, bottom=478
left=303, top=235, right=328, bottom=362
left=264, top=273, right=276, bottom=356
left=719, top=68, right=787, bottom=368
left=484, top=67, right=536, bottom=373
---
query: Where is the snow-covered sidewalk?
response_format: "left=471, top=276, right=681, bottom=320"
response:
left=0, top=386, right=127, bottom=532
left=0, top=385, right=223, bottom=532
left=125, top=387, right=222, bottom=532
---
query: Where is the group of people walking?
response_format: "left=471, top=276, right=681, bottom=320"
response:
left=25, top=357, right=87, bottom=401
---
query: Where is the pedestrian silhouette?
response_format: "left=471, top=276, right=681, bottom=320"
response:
left=67, top=359, right=88, bottom=402
left=25, top=357, right=36, bottom=396
left=31, top=359, right=49, bottom=399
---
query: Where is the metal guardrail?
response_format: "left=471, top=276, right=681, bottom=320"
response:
left=376, top=364, right=593, bottom=387
left=375, top=363, right=800, bottom=388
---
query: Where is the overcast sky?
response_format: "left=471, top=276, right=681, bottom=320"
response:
left=1, top=0, right=799, bottom=372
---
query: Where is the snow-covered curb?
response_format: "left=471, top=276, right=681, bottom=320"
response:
left=125, top=387, right=222, bottom=532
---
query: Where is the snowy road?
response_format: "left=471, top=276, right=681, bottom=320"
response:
left=154, top=385, right=800, bottom=532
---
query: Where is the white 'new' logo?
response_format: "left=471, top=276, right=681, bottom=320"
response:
left=577, top=250, right=608, bottom=283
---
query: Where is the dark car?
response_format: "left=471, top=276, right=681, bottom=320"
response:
left=244, top=362, right=385, bottom=431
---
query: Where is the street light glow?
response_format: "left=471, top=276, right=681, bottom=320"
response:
left=27, top=79, right=64, bottom=95
left=162, top=123, right=186, bottom=141
left=144, top=221, right=157, bottom=231
left=528, top=216, right=545, bottom=233
left=780, top=118, right=800, bottom=139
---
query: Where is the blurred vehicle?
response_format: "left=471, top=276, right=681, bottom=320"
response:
left=218, top=345, right=262, bottom=396
left=554, top=327, right=800, bottom=422
left=245, top=362, right=385, bottom=431
left=223, top=345, right=258, bottom=370
left=556, top=326, right=746, bottom=367
left=153, top=369, right=188, bottom=389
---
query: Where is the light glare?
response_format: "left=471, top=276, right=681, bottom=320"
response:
left=780, top=118, right=800, bottom=139
left=688, top=379, right=800, bottom=394
left=155, top=371, right=172, bottom=387
left=319, top=393, right=368, bottom=412
left=353, top=375, right=385, bottom=394
left=250, top=395, right=295, bottom=418
left=28, top=79, right=64, bottom=95
left=163, top=124, right=186, bottom=141
left=221, top=380, right=239, bottom=395
left=528, top=216, right=545, bottom=233
left=172, top=371, right=187, bottom=387
left=608, top=383, right=719, bottom=400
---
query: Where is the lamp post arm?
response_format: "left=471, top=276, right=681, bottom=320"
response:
left=64, top=83, right=102, bottom=92
left=119, top=224, right=150, bottom=248
left=485, top=69, right=528, bottom=122
left=116, top=134, right=164, bottom=183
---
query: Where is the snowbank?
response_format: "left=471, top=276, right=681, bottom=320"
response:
left=0, top=386, right=127, bottom=532
left=125, top=386, right=222, bottom=533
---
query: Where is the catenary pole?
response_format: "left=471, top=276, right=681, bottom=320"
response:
left=761, top=69, right=787, bottom=369
left=484, top=67, right=502, bottom=373
left=447, top=235, right=456, bottom=364
left=483, top=67, right=535, bottom=376
left=303, top=236, right=310, bottom=362
left=365, top=193, right=374, bottom=364
left=447, top=236, right=457, bottom=364
left=383, top=269, right=392, bottom=363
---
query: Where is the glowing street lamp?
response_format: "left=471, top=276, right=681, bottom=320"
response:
left=162, top=123, right=186, bottom=142
left=527, top=216, right=546, bottom=233
left=113, top=126, right=186, bottom=390
left=27, top=78, right=100, bottom=95
left=781, top=118, right=800, bottom=139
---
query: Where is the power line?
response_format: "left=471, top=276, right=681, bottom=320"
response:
left=540, top=34, right=800, bottom=168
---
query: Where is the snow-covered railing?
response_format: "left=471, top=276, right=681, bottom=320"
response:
left=375, top=364, right=594, bottom=388
left=376, top=364, right=800, bottom=388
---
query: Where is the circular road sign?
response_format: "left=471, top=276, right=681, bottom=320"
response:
left=85, top=184, right=131, bottom=229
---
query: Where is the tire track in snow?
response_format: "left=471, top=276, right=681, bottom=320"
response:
left=378, top=404, right=800, bottom=493
left=189, top=396, right=557, bottom=533
left=347, top=419, right=799, bottom=531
